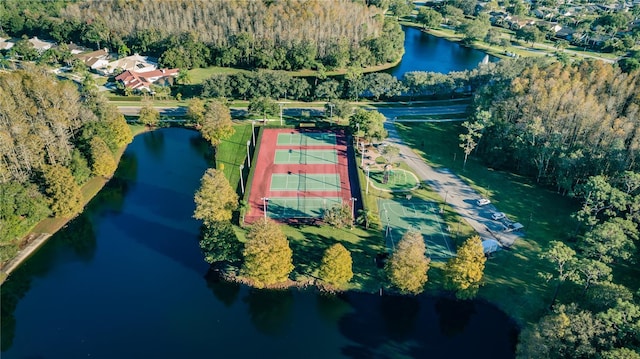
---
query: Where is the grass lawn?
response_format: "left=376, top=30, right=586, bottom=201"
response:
left=282, top=225, right=386, bottom=292
left=216, top=123, right=252, bottom=191
left=395, top=121, right=581, bottom=325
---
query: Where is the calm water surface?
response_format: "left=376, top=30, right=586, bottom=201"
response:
left=387, top=26, right=496, bottom=77
left=1, top=129, right=517, bottom=358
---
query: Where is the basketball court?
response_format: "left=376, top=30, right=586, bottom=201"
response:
left=378, top=199, right=455, bottom=260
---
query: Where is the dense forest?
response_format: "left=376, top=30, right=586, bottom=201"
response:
left=0, top=67, right=132, bottom=262
left=459, top=58, right=640, bottom=359
left=0, top=0, right=404, bottom=71
left=472, top=59, right=640, bottom=194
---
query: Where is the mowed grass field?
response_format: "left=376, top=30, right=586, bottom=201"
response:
left=216, top=123, right=252, bottom=191
left=396, top=121, right=582, bottom=325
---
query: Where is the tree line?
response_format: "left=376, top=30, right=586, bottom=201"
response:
left=198, top=65, right=504, bottom=102
left=469, top=58, right=640, bottom=195
left=1, top=0, right=404, bottom=71
left=452, top=56, right=640, bottom=359
left=0, top=67, right=132, bottom=262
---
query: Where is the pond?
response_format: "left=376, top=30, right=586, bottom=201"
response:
left=387, top=26, right=497, bottom=77
left=1, top=129, right=518, bottom=358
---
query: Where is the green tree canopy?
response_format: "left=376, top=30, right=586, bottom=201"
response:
left=193, top=168, right=238, bottom=225
left=200, top=220, right=242, bottom=264
left=323, top=203, right=353, bottom=229
left=41, top=165, right=83, bottom=218
left=240, top=218, right=294, bottom=288
left=318, top=243, right=354, bottom=289
left=444, top=235, right=486, bottom=299
left=89, top=137, right=117, bottom=177
left=138, top=98, right=159, bottom=126
left=417, top=7, right=443, bottom=29
left=199, top=100, right=235, bottom=146
left=350, top=109, right=387, bottom=144
left=386, top=230, right=430, bottom=294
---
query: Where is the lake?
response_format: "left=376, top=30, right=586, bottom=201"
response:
left=1, top=129, right=517, bottom=358
left=387, top=26, right=495, bottom=77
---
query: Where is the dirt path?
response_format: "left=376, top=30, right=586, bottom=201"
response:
left=384, top=122, right=522, bottom=247
left=1, top=233, right=51, bottom=281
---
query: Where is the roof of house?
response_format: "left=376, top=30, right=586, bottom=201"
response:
left=28, top=37, right=54, bottom=51
left=107, top=54, right=157, bottom=73
left=115, top=68, right=179, bottom=91
left=74, top=48, right=109, bottom=61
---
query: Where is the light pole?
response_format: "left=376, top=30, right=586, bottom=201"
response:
left=328, top=102, right=335, bottom=124
left=360, top=141, right=365, bottom=168
left=350, top=197, right=357, bottom=223
left=239, top=164, right=245, bottom=194
left=246, top=140, right=251, bottom=168
left=366, top=166, right=370, bottom=194
left=261, top=197, right=269, bottom=219
left=278, top=102, right=284, bottom=126
left=444, top=190, right=449, bottom=206
left=355, top=123, right=360, bottom=149
left=251, top=120, right=256, bottom=146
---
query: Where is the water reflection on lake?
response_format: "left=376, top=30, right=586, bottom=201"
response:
left=1, top=129, right=516, bottom=359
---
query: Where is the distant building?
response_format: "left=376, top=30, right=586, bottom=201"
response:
left=101, top=53, right=157, bottom=75
left=74, top=48, right=110, bottom=71
left=0, top=38, right=14, bottom=51
left=28, top=37, right=54, bottom=53
left=115, top=68, right=179, bottom=92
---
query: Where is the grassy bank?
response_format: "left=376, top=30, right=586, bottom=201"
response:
left=216, top=123, right=252, bottom=191
left=395, top=121, right=581, bottom=325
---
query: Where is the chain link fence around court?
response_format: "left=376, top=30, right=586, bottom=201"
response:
left=378, top=199, right=455, bottom=260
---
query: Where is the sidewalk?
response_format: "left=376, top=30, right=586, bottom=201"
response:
left=383, top=122, right=522, bottom=247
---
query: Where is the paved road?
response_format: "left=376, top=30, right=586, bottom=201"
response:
left=383, top=121, right=522, bottom=247
left=117, top=106, right=325, bottom=118
left=375, top=104, right=469, bottom=119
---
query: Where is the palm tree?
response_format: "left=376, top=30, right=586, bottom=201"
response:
left=356, top=209, right=376, bottom=229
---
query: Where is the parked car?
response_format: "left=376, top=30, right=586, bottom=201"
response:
left=491, top=212, right=506, bottom=221
left=477, top=198, right=491, bottom=206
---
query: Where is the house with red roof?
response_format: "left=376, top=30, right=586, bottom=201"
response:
left=115, top=68, right=179, bottom=93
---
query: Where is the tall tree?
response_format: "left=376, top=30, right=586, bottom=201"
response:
left=539, top=241, right=577, bottom=307
left=88, top=137, right=116, bottom=177
left=417, top=8, right=443, bottom=29
left=318, top=243, right=354, bottom=289
left=200, top=100, right=235, bottom=146
left=444, top=235, right=486, bottom=299
left=386, top=230, right=430, bottom=294
left=350, top=109, right=387, bottom=144
left=41, top=165, right=83, bottom=218
left=193, top=169, right=238, bottom=225
left=138, top=98, right=159, bottom=127
left=241, top=218, right=294, bottom=288
left=459, top=120, right=485, bottom=170
left=200, top=220, right=242, bottom=264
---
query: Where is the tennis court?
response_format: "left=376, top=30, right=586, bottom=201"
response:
left=378, top=199, right=455, bottom=260
left=274, top=149, right=338, bottom=164
left=270, top=173, right=341, bottom=192
left=267, top=197, right=342, bottom=218
left=277, top=132, right=336, bottom=146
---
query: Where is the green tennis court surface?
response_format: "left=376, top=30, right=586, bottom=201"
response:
left=277, top=132, right=336, bottom=146
left=270, top=173, right=341, bottom=191
left=267, top=197, right=342, bottom=218
left=274, top=149, right=337, bottom=164
left=378, top=199, right=455, bottom=260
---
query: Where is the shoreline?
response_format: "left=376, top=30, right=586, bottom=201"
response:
left=0, top=125, right=152, bottom=284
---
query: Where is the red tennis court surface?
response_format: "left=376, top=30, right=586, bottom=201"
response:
left=245, top=128, right=356, bottom=224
